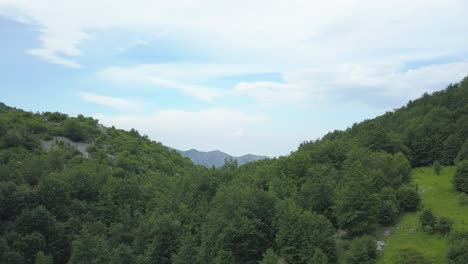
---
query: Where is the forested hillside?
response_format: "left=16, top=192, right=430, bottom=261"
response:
left=0, top=76, right=467, bottom=264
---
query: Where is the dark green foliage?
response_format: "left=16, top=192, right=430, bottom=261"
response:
left=44, top=112, right=68, bottom=123
left=397, top=185, right=421, bottom=211
left=110, top=244, right=135, bottom=264
left=345, top=235, right=376, bottom=264
left=310, top=249, right=329, bottom=264
left=68, top=230, right=111, bottom=264
left=336, top=161, right=379, bottom=234
left=419, top=209, right=437, bottom=233
left=435, top=216, right=453, bottom=234
left=200, top=185, right=276, bottom=264
left=377, top=187, right=400, bottom=226
left=136, top=214, right=182, bottom=264
left=62, top=119, right=88, bottom=142
left=259, top=248, right=280, bottom=264
left=34, top=251, right=53, bottom=264
left=275, top=201, right=336, bottom=264
left=453, top=160, right=468, bottom=193
left=0, top=181, right=30, bottom=221
left=296, top=177, right=335, bottom=219
left=172, top=234, right=199, bottom=264
left=395, top=248, right=430, bottom=264
left=455, top=140, right=468, bottom=163
left=419, top=209, right=453, bottom=235
left=448, top=232, right=468, bottom=264
left=433, top=160, right=442, bottom=175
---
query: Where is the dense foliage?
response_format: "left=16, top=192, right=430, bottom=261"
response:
left=453, top=160, right=468, bottom=193
left=0, top=76, right=467, bottom=263
left=448, top=232, right=468, bottom=264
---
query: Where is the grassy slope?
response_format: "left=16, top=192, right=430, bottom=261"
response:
left=376, top=166, right=468, bottom=263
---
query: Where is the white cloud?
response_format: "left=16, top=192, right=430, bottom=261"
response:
left=97, top=63, right=277, bottom=101
left=232, top=61, right=468, bottom=108
left=1, top=0, right=467, bottom=67
left=78, top=92, right=144, bottom=112
left=97, top=66, right=222, bottom=102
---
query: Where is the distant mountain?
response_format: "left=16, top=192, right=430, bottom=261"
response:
left=176, top=148, right=268, bottom=168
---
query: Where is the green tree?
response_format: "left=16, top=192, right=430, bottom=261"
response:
left=136, top=214, right=182, bottom=264
left=435, top=216, right=453, bottom=234
left=199, top=185, right=275, bottom=264
left=110, top=244, right=135, bottom=264
left=336, top=162, right=379, bottom=235
left=448, top=232, right=468, bottom=264
left=455, top=140, right=468, bottom=164
left=68, top=230, right=111, bottom=264
left=397, top=185, right=420, bottom=211
left=259, top=249, right=280, bottom=264
left=377, top=187, right=400, bottom=226
left=63, top=119, right=87, bottom=142
left=309, top=248, right=329, bottom=264
left=275, top=201, right=336, bottom=264
left=172, top=234, right=199, bottom=264
left=296, top=178, right=335, bottom=220
left=37, top=175, right=70, bottom=220
left=0, top=181, right=29, bottom=221
left=345, top=235, right=376, bottom=264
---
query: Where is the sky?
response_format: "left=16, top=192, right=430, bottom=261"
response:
left=0, top=0, right=468, bottom=157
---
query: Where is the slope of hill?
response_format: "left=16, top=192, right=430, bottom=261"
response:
left=0, top=76, right=467, bottom=264
left=177, top=148, right=268, bottom=167
left=377, top=166, right=468, bottom=263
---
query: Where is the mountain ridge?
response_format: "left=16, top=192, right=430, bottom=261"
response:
left=175, top=148, right=268, bottom=168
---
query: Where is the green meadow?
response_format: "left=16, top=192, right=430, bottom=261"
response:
left=377, top=166, right=468, bottom=263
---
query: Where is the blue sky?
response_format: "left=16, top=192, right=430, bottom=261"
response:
left=1, top=1, right=468, bottom=157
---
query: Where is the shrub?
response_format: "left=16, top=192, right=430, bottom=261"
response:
left=419, top=209, right=436, bottom=234
left=397, top=185, right=421, bottom=211
left=435, top=217, right=453, bottom=234
left=345, top=235, right=376, bottom=264
left=63, top=119, right=87, bottom=142
left=448, top=232, right=468, bottom=264
left=453, top=161, right=468, bottom=193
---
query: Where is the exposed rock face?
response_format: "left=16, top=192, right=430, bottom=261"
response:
left=41, top=136, right=92, bottom=158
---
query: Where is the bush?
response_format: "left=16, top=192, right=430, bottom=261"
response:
left=435, top=216, right=453, bottom=234
left=453, top=161, right=468, bottom=193
left=397, top=185, right=421, bottom=211
left=345, top=235, right=376, bottom=264
left=419, top=209, right=437, bottom=234
left=63, top=119, right=87, bottom=142
left=395, top=248, right=430, bottom=264
left=448, top=232, right=468, bottom=264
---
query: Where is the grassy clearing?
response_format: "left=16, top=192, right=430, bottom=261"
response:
left=376, top=166, right=468, bottom=263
